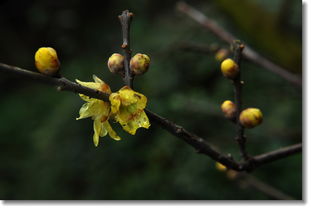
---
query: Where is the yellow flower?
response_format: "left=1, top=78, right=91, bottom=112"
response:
left=76, top=75, right=120, bottom=147
left=109, top=86, right=150, bottom=135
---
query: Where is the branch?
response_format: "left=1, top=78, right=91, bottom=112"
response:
left=119, top=10, right=134, bottom=88
left=176, top=1, right=302, bottom=88
left=178, top=42, right=221, bottom=54
left=145, top=109, right=242, bottom=170
left=0, top=62, right=302, bottom=171
left=0, top=63, right=302, bottom=171
left=0, top=63, right=109, bottom=101
left=251, top=143, right=302, bottom=168
left=232, top=41, right=248, bottom=160
left=237, top=173, right=295, bottom=200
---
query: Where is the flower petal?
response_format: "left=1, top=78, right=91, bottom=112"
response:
left=135, top=92, right=147, bottom=110
left=77, top=100, right=110, bottom=120
left=92, top=75, right=104, bottom=83
left=76, top=102, right=94, bottom=120
left=93, top=118, right=102, bottom=147
left=103, top=121, right=121, bottom=141
left=109, top=93, right=121, bottom=114
left=76, top=79, right=101, bottom=90
left=118, top=87, right=137, bottom=106
left=78, top=94, right=94, bottom=102
left=119, top=111, right=150, bottom=135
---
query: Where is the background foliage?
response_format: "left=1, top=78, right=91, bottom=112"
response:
left=0, top=0, right=302, bottom=200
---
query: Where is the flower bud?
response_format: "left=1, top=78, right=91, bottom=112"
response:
left=35, top=47, right=60, bottom=75
left=215, top=162, right=227, bottom=172
left=220, top=58, right=239, bottom=79
left=239, top=108, right=263, bottom=128
left=226, top=170, right=238, bottom=180
left=130, top=53, right=150, bottom=75
left=107, top=53, right=124, bottom=74
left=215, top=49, right=229, bottom=61
left=221, top=100, right=237, bottom=120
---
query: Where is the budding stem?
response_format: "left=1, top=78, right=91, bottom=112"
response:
left=232, top=41, right=248, bottom=161
left=119, top=10, right=134, bottom=88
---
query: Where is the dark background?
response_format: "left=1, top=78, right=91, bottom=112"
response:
left=0, top=0, right=302, bottom=200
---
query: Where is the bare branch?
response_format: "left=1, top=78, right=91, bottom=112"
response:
left=251, top=143, right=302, bottom=168
left=145, top=109, right=242, bottom=170
left=119, top=10, right=134, bottom=88
left=178, top=42, right=221, bottom=54
left=176, top=1, right=302, bottom=88
left=232, top=41, right=248, bottom=160
left=0, top=63, right=109, bottom=101
left=0, top=62, right=302, bottom=171
left=237, top=173, right=295, bottom=200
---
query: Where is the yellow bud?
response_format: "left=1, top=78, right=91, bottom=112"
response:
left=220, top=58, right=239, bottom=79
left=221, top=100, right=237, bottom=119
left=35, top=47, right=60, bottom=75
left=215, top=49, right=229, bottom=61
left=239, top=108, right=263, bottom=128
left=107, top=53, right=124, bottom=74
left=226, top=170, right=238, bottom=180
left=130, top=53, right=150, bottom=75
left=215, top=162, right=227, bottom=172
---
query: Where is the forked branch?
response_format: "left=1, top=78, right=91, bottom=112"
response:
left=176, top=1, right=302, bottom=88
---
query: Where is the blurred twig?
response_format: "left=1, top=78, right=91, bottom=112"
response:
left=241, top=173, right=295, bottom=200
left=176, top=1, right=302, bottom=88
left=228, top=171, right=295, bottom=200
left=179, top=42, right=221, bottom=54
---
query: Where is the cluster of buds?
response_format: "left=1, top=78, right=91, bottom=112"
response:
left=34, top=47, right=151, bottom=78
left=107, top=52, right=150, bottom=76
left=219, top=56, right=263, bottom=128
left=221, top=100, right=263, bottom=129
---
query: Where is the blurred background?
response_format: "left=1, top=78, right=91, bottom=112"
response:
left=0, top=0, right=302, bottom=200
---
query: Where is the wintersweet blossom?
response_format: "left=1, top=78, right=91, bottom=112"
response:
left=109, top=86, right=150, bottom=135
left=76, top=75, right=120, bottom=146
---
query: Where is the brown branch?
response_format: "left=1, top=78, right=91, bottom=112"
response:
left=232, top=41, right=248, bottom=161
left=119, top=10, right=134, bottom=88
left=145, top=109, right=242, bottom=170
left=176, top=1, right=302, bottom=88
left=0, top=62, right=302, bottom=171
left=251, top=143, right=302, bottom=168
left=0, top=63, right=109, bottom=101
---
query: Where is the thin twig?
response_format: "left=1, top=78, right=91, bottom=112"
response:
left=232, top=41, right=248, bottom=161
left=176, top=1, right=302, bottom=88
left=0, top=63, right=109, bottom=101
left=251, top=143, right=302, bottom=168
left=178, top=42, right=221, bottom=54
left=237, top=173, right=295, bottom=200
left=119, top=10, right=134, bottom=88
left=0, top=63, right=302, bottom=171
